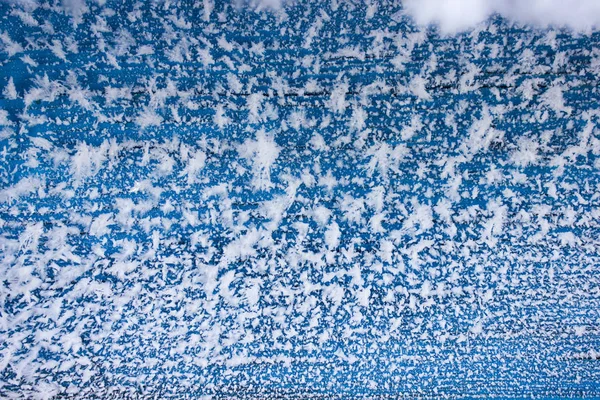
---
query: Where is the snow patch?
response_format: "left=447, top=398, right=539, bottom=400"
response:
left=404, top=0, right=600, bottom=33
left=238, top=130, right=281, bottom=190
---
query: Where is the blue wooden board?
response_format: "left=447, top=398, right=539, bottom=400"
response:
left=1, top=0, right=600, bottom=398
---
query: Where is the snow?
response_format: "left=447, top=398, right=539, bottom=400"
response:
left=0, top=0, right=599, bottom=397
left=324, top=221, right=341, bottom=249
left=135, top=108, right=164, bottom=129
left=328, top=81, right=349, bottom=114
left=404, top=0, right=600, bottom=33
left=3, top=78, right=17, bottom=100
left=237, top=129, right=281, bottom=190
left=70, top=142, right=108, bottom=180
left=0, top=32, right=24, bottom=57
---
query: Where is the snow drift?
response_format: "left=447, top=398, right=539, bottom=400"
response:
left=404, top=0, right=600, bottom=33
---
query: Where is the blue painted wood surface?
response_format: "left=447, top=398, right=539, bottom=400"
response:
left=1, top=0, right=600, bottom=398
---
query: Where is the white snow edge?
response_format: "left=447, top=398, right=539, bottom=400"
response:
left=403, top=0, right=600, bottom=33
